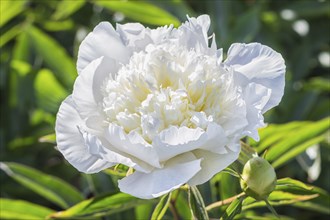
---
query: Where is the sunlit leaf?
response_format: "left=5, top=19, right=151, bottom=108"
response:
left=276, top=178, right=313, bottom=191
left=220, top=196, right=245, bottom=220
left=265, top=117, right=329, bottom=163
left=135, top=203, right=153, bottom=220
left=0, top=198, right=54, bottom=220
left=52, top=0, right=86, bottom=20
left=0, top=162, right=84, bottom=209
left=39, top=133, right=56, bottom=144
left=151, top=192, right=172, bottom=220
left=0, top=0, right=26, bottom=27
left=49, top=193, right=154, bottom=219
left=34, top=69, right=68, bottom=114
left=272, top=135, right=325, bottom=169
left=26, top=26, right=76, bottom=89
left=42, top=20, right=74, bottom=32
left=94, top=0, right=180, bottom=27
left=0, top=25, right=22, bottom=47
left=243, top=179, right=330, bottom=215
left=243, top=191, right=319, bottom=209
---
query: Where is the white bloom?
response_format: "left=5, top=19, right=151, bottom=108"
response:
left=55, top=15, right=285, bottom=199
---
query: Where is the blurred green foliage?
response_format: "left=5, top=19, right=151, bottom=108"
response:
left=0, top=0, right=329, bottom=219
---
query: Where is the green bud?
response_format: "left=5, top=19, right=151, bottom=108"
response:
left=240, top=157, right=277, bottom=200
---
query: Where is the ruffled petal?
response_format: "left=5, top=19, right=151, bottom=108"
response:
left=55, top=96, right=113, bottom=173
left=187, top=149, right=239, bottom=186
left=225, top=43, right=285, bottom=113
left=242, top=83, right=271, bottom=140
left=77, top=22, right=131, bottom=74
left=116, top=23, right=152, bottom=50
left=173, top=15, right=211, bottom=52
left=105, top=124, right=161, bottom=168
left=118, top=152, right=201, bottom=199
left=80, top=129, right=154, bottom=173
left=73, top=56, right=119, bottom=119
left=153, top=123, right=228, bottom=162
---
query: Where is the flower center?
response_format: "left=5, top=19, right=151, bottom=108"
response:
left=101, top=44, right=230, bottom=142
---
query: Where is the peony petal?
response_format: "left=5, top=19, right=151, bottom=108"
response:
left=175, top=15, right=211, bottom=52
left=225, top=43, right=285, bottom=113
left=105, top=124, right=161, bottom=168
left=77, top=22, right=131, bottom=74
left=187, top=149, right=239, bottom=186
left=153, top=123, right=228, bottom=162
left=118, top=152, right=201, bottom=199
left=55, top=96, right=113, bottom=173
left=73, top=56, right=119, bottom=119
left=80, top=129, right=154, bottom=173
left=242, top=83, right=271, bottom=140
left=116, top=23, right=152, bottom=50
left=153, top=126, right=207, bottom=162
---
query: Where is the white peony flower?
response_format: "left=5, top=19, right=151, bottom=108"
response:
left=55, top=15, right=285, bottom=199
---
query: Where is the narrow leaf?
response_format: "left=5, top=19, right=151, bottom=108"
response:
left=34, top=69, right=68, bottom=114
left=220, top=196, right=245, bottom=220
left=0, top=162, right=84, bottom=209
left=151, top=192, right=172, bottom=220
left=276, top=178, right=313, bottom=191
left=243, top=191, right=319, bottom=210
left=265, top=118, right=329, bottom=162
left=188, top=186, right=209, bottom=220
left=0, top=0, right=26, bottom=27
left=94, top=0, right=180, bottom=27
left=272, top=135, right=325, bottom=168
left=26, top=26, right=76, bottom=89
left=52, top=0, right=86, bottom=20
left=49, top=193, right=154, bottom=219
left=0, top=24, right=22, bottom=47
left=0, top=198, right=54, bottom=220
left=135, top=203, right=153, bottom=220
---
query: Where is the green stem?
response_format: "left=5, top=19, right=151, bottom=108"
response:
left=264, top=199, right=280, bottom=218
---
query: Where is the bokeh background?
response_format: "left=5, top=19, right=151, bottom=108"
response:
left=1, top=0, right=329, bottom=219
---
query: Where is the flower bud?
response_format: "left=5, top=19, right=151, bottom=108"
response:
left=240, top=157, right=276, bottom=200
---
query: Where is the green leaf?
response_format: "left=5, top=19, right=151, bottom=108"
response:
left=220, top=196, right=245, bottom=220
left=0, top=24, right=22, bottom=47
left=242, top=178, right=330, bottom=215
left=34, top=69, right=68, bottom=114
left=265, top=117, right=329, bottom=163
left=286, top=1, right=330, bottom=17
left=0, top=162, right=84, bottom=209
left=0, top=198, right=54, bottom=220
left=94, top=0, right=180, bottom=27
left=135, top=203, right=153, bottom=220
left=251, top=121, right=309, bottom=152
left=276, top=178, right=313, bottom=191
left=271, top=135, right=325, bottom=169
left=26, top=26, right=76, bottom=89
left=0, top=0, right=26, bottom=27
left=175, top=189, right=192, bottom=220
left=151, top=192, right=172, bottom=220
left=39, top=133, right=56, bottom=144
left=243, top=191, right=319, bottom=210
left=52, top=0, right=86, bottom=20
left=49, top=193, right=155, bottom=219
left=188, top=186, right=209, bottom=220
left=231, top=6, right=260, bottom=43
left=303, top=77, right=330, bottom=92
